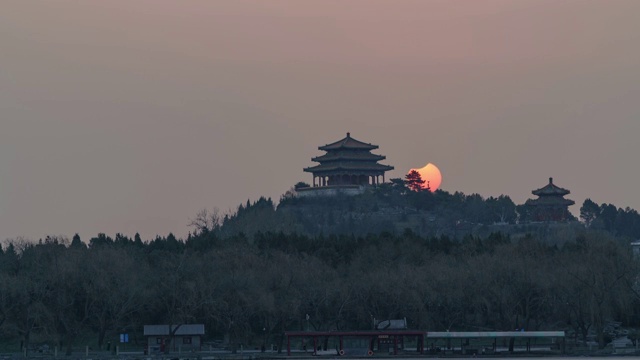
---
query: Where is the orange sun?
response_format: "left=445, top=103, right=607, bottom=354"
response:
left=409, top=163, right=442, bottom=192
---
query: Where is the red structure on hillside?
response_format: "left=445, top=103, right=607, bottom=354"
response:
left=525, top=177, right=575, bottom=222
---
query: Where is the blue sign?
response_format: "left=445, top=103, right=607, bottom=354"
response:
left=120, top=334, right=129, bottom=343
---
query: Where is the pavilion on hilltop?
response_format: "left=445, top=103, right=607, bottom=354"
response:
left=302, top=133, right=394, bottom=189
left=525, top=177, right=575, bottom=222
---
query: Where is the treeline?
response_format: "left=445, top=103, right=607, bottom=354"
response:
left=218, top=187, right=640, bottom=240
left=219, top=189, right=522, bottom=238
left=581, top=198, right=640, bottom=238
left=1, top=229, right=638, bottom=353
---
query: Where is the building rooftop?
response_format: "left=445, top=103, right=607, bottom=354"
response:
left=312, top=152, right=386, bottom=162
left=304, top=162, right=394, bottom=173
left=525, top=197, right=575, bottom=206
left=318, top=132, right=378, bottom=151
left=143, top=324, right=205, bottom=336
left=532, top=177, right=571, bottom=196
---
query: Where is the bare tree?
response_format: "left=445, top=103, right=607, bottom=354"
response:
left=188, top=208, right=221, bottom=236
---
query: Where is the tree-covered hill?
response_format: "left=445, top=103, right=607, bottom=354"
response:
left=1, top=228, right=638, bottom=354
left=218, top=186, right=522, bottom=239
left=216, top=183, right=640, bottom=243
left=3, top=183, right=640, bottom=354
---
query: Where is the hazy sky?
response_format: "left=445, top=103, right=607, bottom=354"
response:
left=2, top=1, right=640, bottom=241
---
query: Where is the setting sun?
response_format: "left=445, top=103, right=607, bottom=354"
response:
left=409, top=163, right=442, bottom=192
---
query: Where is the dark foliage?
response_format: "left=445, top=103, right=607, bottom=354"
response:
left=1, top=227, right=639, bottom=352
left=2, top=189, right=640, bottom=353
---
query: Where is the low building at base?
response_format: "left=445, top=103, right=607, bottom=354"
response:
left=296, top=184, right=366, bottom=197
left=144, top=324, right=204, bottom=354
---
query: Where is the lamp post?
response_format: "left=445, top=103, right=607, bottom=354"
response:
left=306, top=314, right=310, bottom=331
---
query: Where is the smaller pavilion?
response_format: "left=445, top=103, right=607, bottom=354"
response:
left=303, top=133, right=394, bottom=188
left=525, top=177, right=575, bottom=222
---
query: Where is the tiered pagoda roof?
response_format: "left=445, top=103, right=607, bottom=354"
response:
left=526, top=177, right=575, bottom=207
left=526, top=196, right=575, bottom=207
left=532, top=177, right=571, bottom=197
left=525, top=177, right=575, bottom=222
left=304, top=162, right=394, bottom=173
left=303, top=133, right=394, bottom=187
left=318, top=135, right=379, bottom=151
left=312, top=152, right=385, bottom=163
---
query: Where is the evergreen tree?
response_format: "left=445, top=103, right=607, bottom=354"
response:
left=404, top=170, right=426, bottom=192
left=580, top=198, right=600, bottom=227
left=70, top=233, right=86, bottom=249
